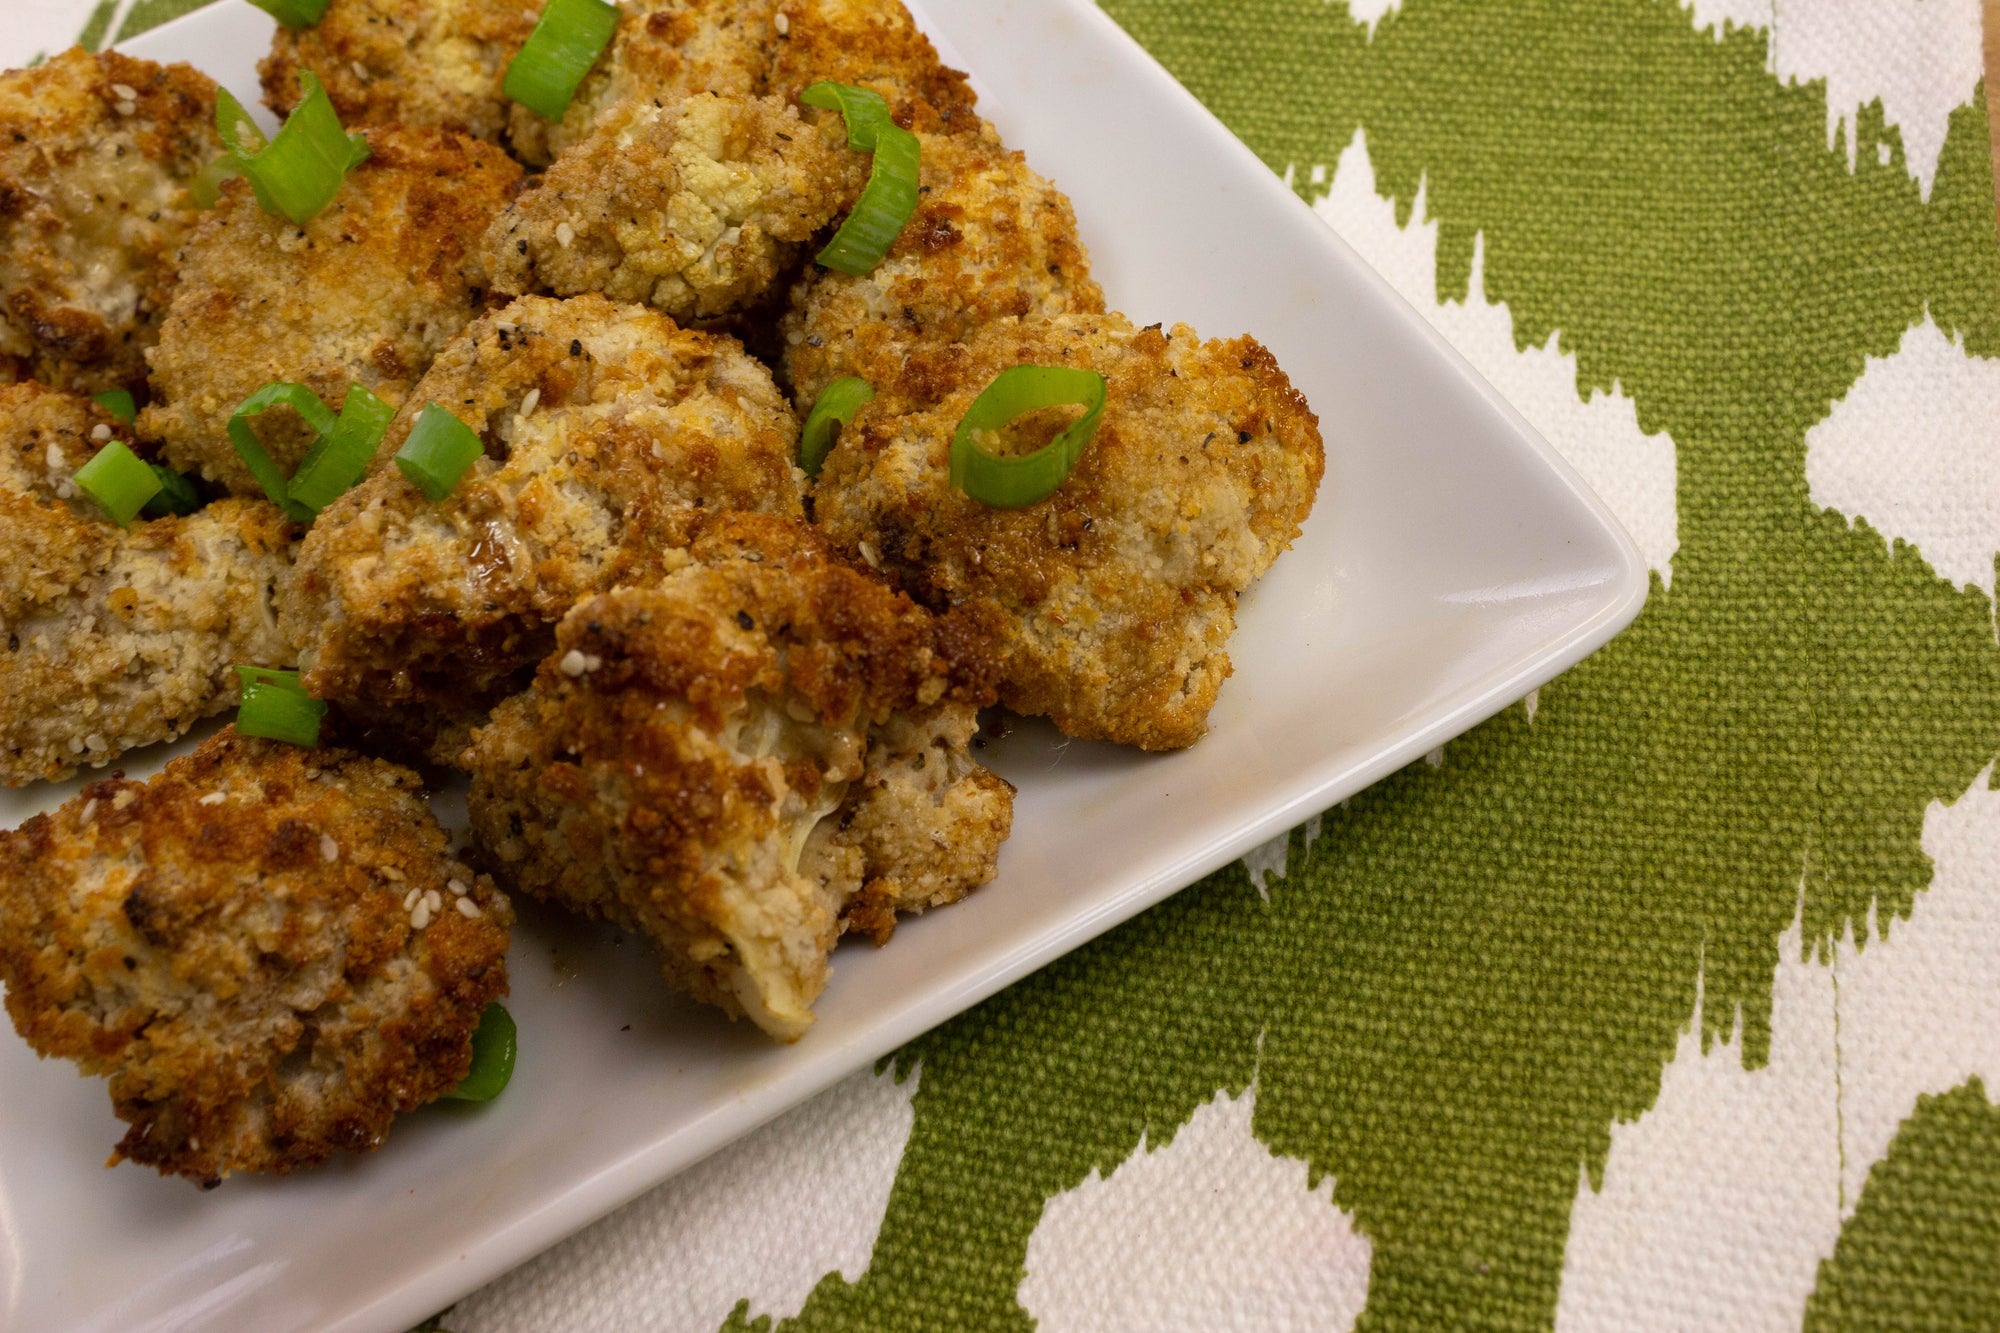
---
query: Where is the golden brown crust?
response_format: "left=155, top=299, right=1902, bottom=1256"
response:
left=780, top=120, right=1104, bottom=404
left=0, top=386, right=299, bottom=785
left=812, top=312, right=1325, bottom=750
left=261, top=0, right=539, bottom=145
left=138, top=125, right=523, bottom=496
left=280, top=295, right=805, bottom=738
left=0, top=49, right=222, bottom=395
left=507, top=0, right=783, bottom=167
left=464, top=512, right=1008, bottom=1039
left=768, top=0, right=977, bottom=135
left=480, top=93, right=866, bottom=324
left=0, top=728, right=511, bottom=1183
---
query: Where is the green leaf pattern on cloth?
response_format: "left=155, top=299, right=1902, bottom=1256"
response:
left=60, top=0, right=2000, bottom=1328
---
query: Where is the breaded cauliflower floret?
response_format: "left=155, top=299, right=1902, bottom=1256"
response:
left=479, top=93, right=864, bottom=324
left=507, top=0, right=783, bottom=167
left=0, top=728, right=511, bottom=1184
left=139, top=125, right=522, bottom=497
left=281, top=295, right=806, bottom=746
left=0, top=49, right=221, bottom=395
left=812, top=312, right=1324, bottom=751
left=464, top=513, right=1010, bottom=1040
left=0, top=384, right=297, bottom=786
left=261, top=0, right=539, bottom=146
left=768, top=0, right=977, bottom=135
left=780, top=120, right=1103, bottom=404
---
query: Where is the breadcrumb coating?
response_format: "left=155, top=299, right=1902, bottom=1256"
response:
left=507, top=0, right=782, bottom=167
left=0, top=49, right=221, bottom=395
left=0, top=728, right=511, bottom=1183
left=261, top=0, right=539, bottom=146
left=281, top=295, right=805, bottom=744
left=812, top=312, right=1324, bottom=750
left=768, top=0, right=976, bottom=135
left=0, top=385, right=298, bottom=786
left=464, top=513, right=1009, bottom=1040
left=480, top=93, right=864, bottom=324
left=139, top=125, right=522, bottom=497
left=780, top=119, right=1103, bottom=405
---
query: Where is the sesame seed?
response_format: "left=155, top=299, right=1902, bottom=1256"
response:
left=447, top=878, right=469, bottom=896
left=197, top=791, right=226, bottom=806
left=115, top=101, right=137, bottom=117
left=319, top=834, right=339, bottom=862
left=402, top=887, right=422, bottom=911
left=455, top=897, right=482, bottom=919
left=411, top=901, right=433, bottom=929
left=774, top=11, right=789, bottom=33
left=84, top=733, right=107, bottom=751
left=351, top=61, right=369, bottom=82
left=519, top=387, right=540, bottom=416
left=79, top=799, right=97, bottom=821
left=423, top=888, right=443, bottom=913
left=555, top=221, right=575, bottom=247
left=45, top=442, right=64, bottom=470
left=379, top=864, right=405, bottom=881
left=90, top=423, right=111, bottom=442
left=559, top=648, right=589, bottom=677
left=110, top=83, right=139, bottom=101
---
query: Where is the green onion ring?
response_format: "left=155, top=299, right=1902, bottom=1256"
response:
left=799, top=81, right=921, bottom=277
left=216, top=72, right=370, bottom=226
left=73, top=441, right=163, bottom=527
left=233, top=666, right=327, bottom=748
left=227, top=382, right=333, bottom=521
left=948, top=365, right=1108, bottom=509
left=242, top=0, right=331, bottom=28
left=393, top=404, right=485, bottom=502
left=799, top=376, right=875, bottom=479
left=504, top=0, right=619, bottom=121
left=141, top=465, right=203, bottom=518
left=89, top=389, right=136, bottom=424
left=288, top=384, right=394, bottom=514
left=446, top=1004, right=517, bottom=1101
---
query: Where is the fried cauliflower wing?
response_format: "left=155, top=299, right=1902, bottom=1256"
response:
left=812, top=312, right=1323, bottom=750
left=479, top=93, right=864, bottom=324
left=281, top=295, right=805, bottom=748
left=464, top=513, right=1010, bottom=1040
left=139, top=125, right=522, bottom=497
left=0, top=384, right=298, bottom=786
left=0, top=49, right=221, bottom=395
left=507, top=0, right=782, bottom=167
left=767, top=0, right=976, bottom=134
left=0, top=728, right=511, bottom=1183
left=261, top=0, right=539, bottom=146
left=780, top=119, right=1103, bottom=404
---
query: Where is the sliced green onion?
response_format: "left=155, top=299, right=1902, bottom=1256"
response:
left=949, top=365, right=1108, bottom=509
left=216, top=73, right=370, bottom=226
left=503, top=0, right=619, bottom=121
left=90, top=389, right=136, bottom=424
left=74, top=441, right=163, bottom=526
left=446, top=1004, right=517, bottom=1102
left=141, top=465, right=203, bottom=518
left=393, top=404, right=484, bottom=501
left=799, top=376, right=874, bottom=479
left=288, top=385, right=393, bottom=513
left=187, top=152, right=242, bottom=210
left=227, top=382, right=333, bottom=521
left=233, top=666, right=326, bottom=747
left=242, top=0, right=330, bottom=28
left=799, top=82, right=921, bottom=277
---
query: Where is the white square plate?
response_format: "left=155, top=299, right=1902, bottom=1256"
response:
left=0, top=2, right=1647, bottom=1328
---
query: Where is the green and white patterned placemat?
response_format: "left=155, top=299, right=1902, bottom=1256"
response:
left=11, top=1, right=1999, bottom=1328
